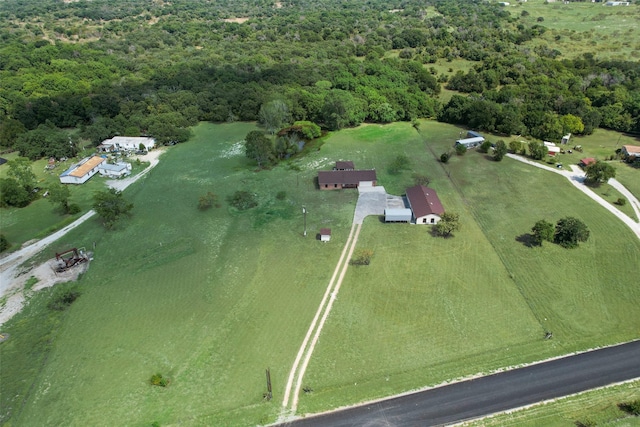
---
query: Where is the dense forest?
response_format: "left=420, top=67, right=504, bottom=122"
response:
left=0, top=0, right=638, bottom=161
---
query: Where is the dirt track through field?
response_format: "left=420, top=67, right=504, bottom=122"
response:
left=280, top=185, right=388, bottom=420
left=0, top=150, right=163, bottom=327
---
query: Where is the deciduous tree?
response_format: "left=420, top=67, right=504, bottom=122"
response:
left=259, top=100, right=290, bottom=134
left=531, top=219, right=554, bottom=246
left=554, top=217, right=589, bottom=248
left=92, top=188, right=134, bottom=229
left=433, top=212, right=461, bottom=238
left=493, top=140, right=508, bottom=161
left=244, top=130, right=273, bottom=168
left=584, top=160, right=615, bottom=184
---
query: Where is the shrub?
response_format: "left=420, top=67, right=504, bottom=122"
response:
left=618, top=399, right=640, bottom=415
left=479, top=140, right=493, bottom=153
left=440, top=152, right=451, bottom=163
left=412, top=173, right=430, bottom=186
left=198, top=192, right=220, bottom=210
left=48, top=290, right=80, bottom=311
left=276, top=191, right=287, bottom=200
left=388, top=154, right=410, bottom=174
left=455, top=144, right=467, bottom=156
left=615, top=197, right=626, bottom=206
left=493, top=140, right=508, bottom=161
left=0, top=234, right=10, bottom=253
left=350, top=249, right=373, bottom=266
left=67, top=203, right=81, bottom=215
left=509, top=140, right=522, bottom=154
left=227, top=190, right=258, bottom=211
left=150, top=373, right=170, bottom=387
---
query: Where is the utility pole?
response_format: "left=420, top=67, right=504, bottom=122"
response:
left=302, top=206, right=307, bottom=237
left=265, top=368, right=272, bottom=401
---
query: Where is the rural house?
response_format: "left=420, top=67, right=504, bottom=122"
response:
left=98, top=161, right=132, bottom=178
left=580, top=158, right=596, bottom=168
left=456, top=131, right=485, bottom=149
left=318, top=167, right=377, bottom=190
left=98, top=136, right=156, bottom=153
left=335, top=161, right=355, bottom=170
left=621, top=145, right=640, bottom=160
left=59, top=156, right=105, bottom=184
left=405, top=185, right=445, bottom=224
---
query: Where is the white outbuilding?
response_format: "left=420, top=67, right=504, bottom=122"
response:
left=98, top=136, right=155, bottom=152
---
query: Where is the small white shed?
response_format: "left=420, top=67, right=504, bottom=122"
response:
left=320, top=228, right=331, bottom=242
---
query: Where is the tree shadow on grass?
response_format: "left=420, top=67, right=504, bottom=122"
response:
left=515, top=233, right=536, bottom=248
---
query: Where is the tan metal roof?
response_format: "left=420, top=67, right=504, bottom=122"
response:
left=623, top=145, right=640, bottom=155
left=70, top=156, right=105, bottom=177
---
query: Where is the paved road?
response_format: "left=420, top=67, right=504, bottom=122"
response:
left=279, top=340, right=640, bottom=427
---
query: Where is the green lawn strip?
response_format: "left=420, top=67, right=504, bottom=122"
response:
left=465, top=380, right=640, bottom=427
left=0, top=284, right=77, bottom=425
left=615, top=165, right=640, bottom=202
left=298, top=120, right=640, bottom=415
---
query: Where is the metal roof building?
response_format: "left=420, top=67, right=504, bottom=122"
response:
left=384, top=209, right=412, bottom=223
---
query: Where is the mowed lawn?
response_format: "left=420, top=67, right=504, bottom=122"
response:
left=6, top=121, right=640, bottom=426
left=12, top=122, right=360, bottom=426
left=466, top=380, right=640, bottom=427
left=298, top=120, right=640, bottom=414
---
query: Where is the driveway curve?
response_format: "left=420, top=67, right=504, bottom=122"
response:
left=506, top=154, right=640, bottom=240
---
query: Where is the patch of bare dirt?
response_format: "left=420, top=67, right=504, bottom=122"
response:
left=223, top=17, right=250, bottom=23
left=0, top=258, right=89, bottom=326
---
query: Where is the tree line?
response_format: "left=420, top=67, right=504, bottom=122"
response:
left=0, top=0, right=638, bottom=162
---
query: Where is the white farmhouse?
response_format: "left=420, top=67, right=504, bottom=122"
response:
left=98, top=136, right=155, bottom=152
left=98, top=162, right=132, bottom=178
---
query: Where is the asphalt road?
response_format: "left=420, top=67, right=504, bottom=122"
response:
left=279, top=340, right=640, bottom=427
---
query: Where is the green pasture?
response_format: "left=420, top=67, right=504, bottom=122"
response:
left=466, top=380, right=640, bottom=427
left=298, top=120, right=640, bottom=413
left=2, top=121, right=639, bottom=426
left=510, top=0, right=640, bottom=60
left=4, top=122, right=362, bottom=426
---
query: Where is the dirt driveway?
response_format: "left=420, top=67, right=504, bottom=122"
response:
left=0, top=149, right=164, bottom=326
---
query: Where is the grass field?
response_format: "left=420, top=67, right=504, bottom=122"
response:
left=508, top=0, right=640, bottom=60
left=297, top=120, right=640, bottom=414
left=465, top=380, right=640, bottom=427
left=2, top=121, right=639, bottom=426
